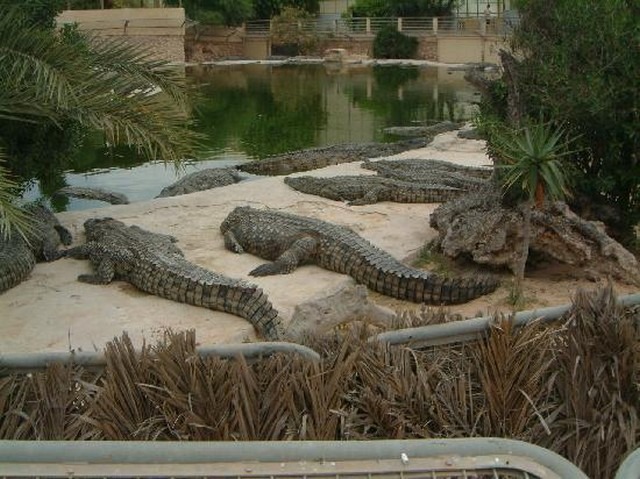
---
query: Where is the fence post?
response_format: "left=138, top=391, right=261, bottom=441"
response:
left=397, top=17, right=403, bottom=32
left=366, top=17, right=371, bottom=34
left=433, top=17, right=438, bottom=35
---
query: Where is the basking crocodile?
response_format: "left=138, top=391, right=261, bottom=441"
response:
left=156, top=167, right=242, bottom=198
left=53, top=186, right=129, bottom=205
left=382, top=120, right=461, bottom=138
left=238, top=135, right=441, bottom=177
left=0, top=204, right=72, bottom=293
left=362, top=158, right=491, bottom=189
left=284, top=175, right=464, bottom=205
left=64, top=218, right=281, bottom=339
left=220, top=206, right=499, bottom=305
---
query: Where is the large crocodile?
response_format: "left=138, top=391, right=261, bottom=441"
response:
left=284, top=175, right=464, bottom=205
left=220, top=206, right=499, bottom=305
left=0, top=204, right=72, bottom=293
left=237, top=122, right=461, bottom=177
left=53, top=186, right=129, bottom=205
left=156, top=167, right=242, bottom=198
left=362, top=158, right=491, bottom=189
left=64, top=218, right=281, bottom=339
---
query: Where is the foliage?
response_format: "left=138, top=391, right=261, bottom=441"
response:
left=166, top=0, right=254, bottom=25
left=490, top=120, right=575, bottom=300
left=0, top=6, right=200, bottom=233
left=347, top=0, right=458, bottom=17
left=270, top=6, right=318, bottom=55
left=0, top=7, right=199, bottom=159
left=1, top=286, right=639, bottom=478
left=372, top=25, right=418, bottom=59
left=0, top=153, right=32, bottom=240
left=0, top=0, right=65, bottom=29
left=494, top=0, right=640, bottom=239
left=493, top=121, right=575, bottom=208
left=253, top=0, right=319, bottom=18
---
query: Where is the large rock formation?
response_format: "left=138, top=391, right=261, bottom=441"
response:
left=430, top=188, right=640, bottom=285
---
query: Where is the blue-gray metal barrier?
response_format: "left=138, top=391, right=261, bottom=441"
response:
left=0, top=341, right=320, bottom=371
left=615, top=447, right=640, bottom=479
left=374, top=292, right=640, bottom=348
left=0, top=438, right=589, bottom=478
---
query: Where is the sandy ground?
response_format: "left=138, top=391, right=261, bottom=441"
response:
left=1, top=131, right=637, bottom=354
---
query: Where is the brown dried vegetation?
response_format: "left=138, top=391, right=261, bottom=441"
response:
left=1, top=286, right=639, bottom=478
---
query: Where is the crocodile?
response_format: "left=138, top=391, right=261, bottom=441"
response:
left=156, top=167, right=242, bottom=198
left=53, top=186, right=129, bottom=205
left=362, top=158, right=492, bottom=189
left=0, top=204, right=72, bottom=293
left=63, top=218, right=281, bottom=339
left=220, top=206, right=499, bottom=305
left=284, top=175, right=464, bottom=205
left=382, top=120, right=461, bottom=138
left=237, top=131, right=457, bottom=177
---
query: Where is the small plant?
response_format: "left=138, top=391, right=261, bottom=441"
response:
left=492, top=120, right=577, bottom=298
left=413, top=241, right=451, bottom=274
left=372, top=25, right=418, bottom=59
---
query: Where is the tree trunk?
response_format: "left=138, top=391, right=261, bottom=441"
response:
left=515, top=200, right=533, bottom=295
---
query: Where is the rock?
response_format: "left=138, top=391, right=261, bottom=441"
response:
left=156, top=167, right=242, bottom=198
left=430, top=188, right=640, bottom=285
left=285, top=279, right=395, bottom=340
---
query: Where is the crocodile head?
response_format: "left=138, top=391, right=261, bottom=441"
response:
left=220, top=206, right=252, bottom=234
left=83, top=217, right=125, bottom=242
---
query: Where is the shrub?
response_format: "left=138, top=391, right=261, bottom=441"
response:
left=372, top=25, right=418, bottom=59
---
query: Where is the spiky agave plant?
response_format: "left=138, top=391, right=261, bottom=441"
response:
left=492, top=120, right=577, bottom=302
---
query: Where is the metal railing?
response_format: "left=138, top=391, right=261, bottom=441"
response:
left=0, top=438, right=589, bottom=478
left=244, top=15, right=513, bottom=38
left=615, top=447, right=640, bottom=479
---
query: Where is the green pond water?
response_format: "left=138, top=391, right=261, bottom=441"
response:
left=23, top=63, right=480, bottom=211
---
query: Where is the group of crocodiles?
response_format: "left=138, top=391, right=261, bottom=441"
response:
left=2, top=204, right=499, bottom=340
left=51, top=122, right=476, bottom=206
left=3, top=123, right=498, bottom=339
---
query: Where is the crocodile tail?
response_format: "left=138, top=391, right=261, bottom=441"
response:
left=368, top=268, right=499, bottom=305
left=147, top=269, right=282, bottom=340
left=0, top=245, right=36, bottom=294
left=195, top=281, right=282, bottom=340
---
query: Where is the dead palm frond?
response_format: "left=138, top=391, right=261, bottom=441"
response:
left=1, top=286, right=639, bottom=477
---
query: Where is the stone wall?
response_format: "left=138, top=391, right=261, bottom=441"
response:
left=185, top=34, right=464, bottom=63
left=56, top=8, right=185, bottom=63
left=119, top=35, right=185, bottom=63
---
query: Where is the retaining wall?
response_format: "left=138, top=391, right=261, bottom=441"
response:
left=56, top=8, right=186, bottom=63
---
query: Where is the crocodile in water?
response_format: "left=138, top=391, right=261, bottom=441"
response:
left=284, top=175, right=464, bottom=205
left=220, top=206, right=498, bottom=305
left=54, top=186, right=129, bottom=205
left=0, top=204, right=72, bottom=293
left=64, top=218, right=281, bottom=339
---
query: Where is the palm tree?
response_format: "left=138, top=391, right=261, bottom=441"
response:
left=493, top=121, right=575, bottom=301
left=0, top=7, right=201, bottom=237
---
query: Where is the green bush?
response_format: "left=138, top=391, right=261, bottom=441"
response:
left=372, top=25, right=418, bottom=59
left=476, top=0, right=640, bottom=242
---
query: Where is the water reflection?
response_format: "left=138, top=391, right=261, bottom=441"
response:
left=22, top=64, right=480, bottom=211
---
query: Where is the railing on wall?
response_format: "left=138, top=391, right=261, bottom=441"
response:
left=244, top=15, right=516, bottom=38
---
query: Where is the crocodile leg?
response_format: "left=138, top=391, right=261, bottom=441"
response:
left=223, top=231, right=245, bottom=254
left=66, top=243, right=119, bottom=284
left=348, top=187, right=384, bottom=206
left=78, top=257, right=116, bottom=284
left=249, top=236, right=318, bottom=277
